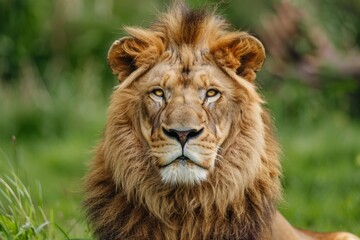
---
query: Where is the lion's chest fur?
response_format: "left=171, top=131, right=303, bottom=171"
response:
left=112, top=202, right=273, bottom=240
left=84, top=149, right=277, bottom=240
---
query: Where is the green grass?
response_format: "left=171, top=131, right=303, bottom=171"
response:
left=278, top=114, right=360, bottom=234
left=0, top=143, right=93, bottom=239
left=0, top=158, right=93, bottom=240
left=263, top=80, right=360, bottom=234
left=0, top=161, right=85, bottom=240
left=0, top=77, right=103, bottom=239
left=0, top=171, right=50, bottom=239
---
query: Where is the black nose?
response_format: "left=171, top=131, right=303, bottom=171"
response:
left=163, top=128, right=203, bottom=147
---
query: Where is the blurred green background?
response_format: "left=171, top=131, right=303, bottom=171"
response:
left=0, top=0, right=359, bottom=238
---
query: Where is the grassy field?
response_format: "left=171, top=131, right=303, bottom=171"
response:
left=265, top=81, right=360, bottom=234
left=0, top=78, right=105, bottom=238
left=278, top=115, right=360, bottom=233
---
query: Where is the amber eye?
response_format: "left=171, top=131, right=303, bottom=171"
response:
left=152, top=88, right=164, bottom=98
left=206, top=89, right=220, bottom=98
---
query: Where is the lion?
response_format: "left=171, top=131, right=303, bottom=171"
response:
left=84, top=3, right=359, bottom=240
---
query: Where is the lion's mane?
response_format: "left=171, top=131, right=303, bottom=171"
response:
left=84, top=4, right=282, bottom=240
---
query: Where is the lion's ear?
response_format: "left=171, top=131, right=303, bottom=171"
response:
left=107, top=37, right=146, bottom=81
left=211, top=33, right=265, bottom=82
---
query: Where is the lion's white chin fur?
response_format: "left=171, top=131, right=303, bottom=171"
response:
left=160, top=162, right=209, bottom=185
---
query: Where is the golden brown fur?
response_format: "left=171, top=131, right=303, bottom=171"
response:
left=84, top=3, right=359, bottom=240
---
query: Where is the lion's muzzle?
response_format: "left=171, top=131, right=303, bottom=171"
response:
left=156, top=124, right=215, bottom=185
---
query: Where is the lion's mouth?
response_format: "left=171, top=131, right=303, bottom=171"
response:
left=159, top=155, right=209, bottom=170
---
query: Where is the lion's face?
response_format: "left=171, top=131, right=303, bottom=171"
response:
left=137, top=62, right=236, bottom=185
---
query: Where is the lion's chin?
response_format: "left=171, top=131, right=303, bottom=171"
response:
left=159, top=160, right=208, bottom=185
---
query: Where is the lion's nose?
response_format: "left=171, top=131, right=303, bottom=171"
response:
left=162, top=128, right=203, bottom=147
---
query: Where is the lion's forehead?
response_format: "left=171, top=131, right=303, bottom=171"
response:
left=146, top=63, right=223, bottom=90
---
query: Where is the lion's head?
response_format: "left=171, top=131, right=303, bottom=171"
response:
left=85, top=4, right=281, bottom=240
left=106, top=7, right=267, bottom=186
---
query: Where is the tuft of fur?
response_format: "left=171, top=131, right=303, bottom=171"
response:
left=85, top=3, right=281, bottom=240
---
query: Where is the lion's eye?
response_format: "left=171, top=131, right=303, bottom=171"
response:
left=152, top=89, right=164, bottom=98
left=206, top=89, right=220, bottom=98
